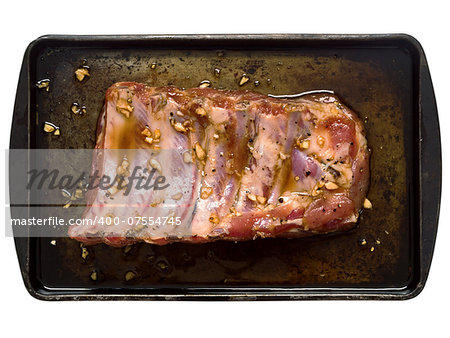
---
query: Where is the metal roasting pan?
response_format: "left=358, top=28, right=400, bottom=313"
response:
left=9, top=34, right=441, bottom=300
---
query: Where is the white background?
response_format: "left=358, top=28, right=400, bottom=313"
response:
left=1, top=0, right=448, bottom=337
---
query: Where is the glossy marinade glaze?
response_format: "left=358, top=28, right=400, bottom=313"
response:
left=69, top=82, right=370, bottom=246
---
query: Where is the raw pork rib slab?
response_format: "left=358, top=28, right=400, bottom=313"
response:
left=69, top=82, right=370, bottom=246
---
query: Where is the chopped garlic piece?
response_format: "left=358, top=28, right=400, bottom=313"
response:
left=311, top=189, right=321, bottom=197
left=116, top=103, right=133, bottom=118
left=256, top=195, right=267, bottom=205
left=195, top=107, right=207, bottom=117
left=194, top=143, right=206, bottom=160
left=363, top=198, right=372, bottom=209
left=90, top=271, right=98, bottom=281
left=43, top=122, right=56, bottom=133
left=153, top=128, right=161, bottom=139
left=173, top=122, right=187, bottom=132
left=141, top=127, right=152, bottom=137
left=121, top=158, right=130, bottom=169
left=239, top=75, right=249, bottom=86
left=81, top=247, right=89, bottom=260
left=297, top=138, right=310, bottom=150
left=71, top=104, right=80, bottom=114
left=247, top=193, right=257, bottom=202
left=149, top=158, right=162, bottom=174
left=74, top=188, right=83, bottom=199
left=199, top=81, right=211, bottom=88
left=171, top=192, right=183, bottom=200
left=36, top=79, right=50, bottom=90
left=75, top=67, right=90, bottom=81
left=125, top=271, right=136, bottom=281
left=325, top=182, right=338, bottom=190
left=183, top=151, right=193, bottom=163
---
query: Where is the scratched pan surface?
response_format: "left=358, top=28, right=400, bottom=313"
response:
left=10, top=35, right=440, bottom=300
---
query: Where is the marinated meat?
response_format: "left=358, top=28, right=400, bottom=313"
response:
left=68, top=82, right=370, bottom=246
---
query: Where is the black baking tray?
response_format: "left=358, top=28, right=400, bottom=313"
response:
left=9, top=34, right=441, bottom=300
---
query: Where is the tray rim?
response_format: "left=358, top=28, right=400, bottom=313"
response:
left=10, top=33, right=441, bottom=301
